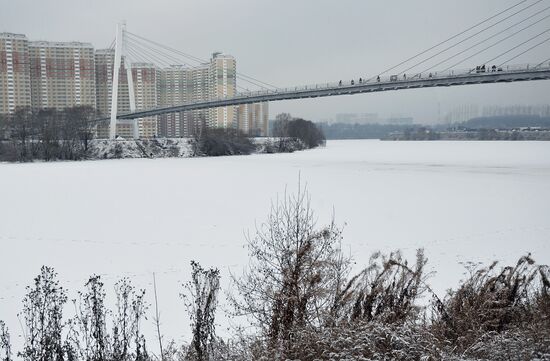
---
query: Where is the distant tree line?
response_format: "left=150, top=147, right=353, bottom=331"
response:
left=0, top=185, right=549, bottom=360
left=0, top=106, right=96, bottom=162
left=318, top=114, right=550, bottom=141
left=460, top=115, right=550, bottom=129
left=318, top=122, right=429, bottom=140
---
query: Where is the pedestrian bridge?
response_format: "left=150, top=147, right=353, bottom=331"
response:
left=111, top=64, right=550, bottom=121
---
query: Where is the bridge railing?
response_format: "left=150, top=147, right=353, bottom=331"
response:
left=122, top=63, right=550, bottom=116
left=231, top=62, right=550, bottom=99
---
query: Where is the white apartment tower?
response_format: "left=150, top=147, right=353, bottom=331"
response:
left=0, top=33, right=32, bottom=114
left=158, top=65, right=188, bottom=137
left=209, top=52, right=237, bottom=129
left=132, top=63, right=159, bottom=138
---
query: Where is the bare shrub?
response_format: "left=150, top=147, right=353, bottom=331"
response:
left=71, top=275, right=109, bottom=361
left=0, top=320, right=12, bottom=361
left=432, top=254, right=550, bottom=354
left=19, top=266, right=67, bottom=361
left=461, top=326, right=550, bottom=360
left=112, top=278, right=148, bottom=361
left=181, top=261, right=221, bottom=361
left=345, top=250, right=428, bottom=325
left=273, top=321, right=442, bottom=361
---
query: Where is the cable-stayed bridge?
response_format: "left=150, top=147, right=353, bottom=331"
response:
left=102, top=0, right=550, bottom=138
left=113, top=64, right=550, bottom=121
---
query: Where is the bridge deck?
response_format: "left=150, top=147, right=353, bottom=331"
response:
left=108, top=65, right=550, bottom=121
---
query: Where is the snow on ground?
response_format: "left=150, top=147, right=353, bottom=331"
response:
left=1, top=139, right=550, bottom=352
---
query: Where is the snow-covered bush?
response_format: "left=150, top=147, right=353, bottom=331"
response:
left=432, top=255, right=550, bottom=356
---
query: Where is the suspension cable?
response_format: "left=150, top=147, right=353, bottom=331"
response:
left=125, top=46, right=154, bottom=65
left=497, top=36, right=550, bottom=66
left=126, top=31, right=276, bottom=91
left=125, top=39, right=181, bottom=68
left=125, top=33, right=272, bottom=91
left=535, top=56, right=550, bottom=67
left=125, top=36, right=254, bottom=93
left=125, top=34, right=195, bottom=67
left=395, top=0, right=546, bottom=76
left=484, top=27, right=550, bottom=65
left=127, top=31, right=277, bottom=89
left=433, top=10, right=550, bottom=73
left=371, top=0, right=534, bottom=79
left=125, top=31, right=280, bottom=90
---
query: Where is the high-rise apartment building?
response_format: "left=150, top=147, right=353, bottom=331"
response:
left=188, top=62, right=211, bottom=133
left=132, top=63, right=159, bottom=138
left=209, top=52, right=237, bottom=129
left=237, top=102, right=269, bottom=136
left=94, top=49, right=115, bottom=116
left=0, top=33, right=32, bottom=114
left=29, top=41, right=96, bottom=110
left=158, top=65, right=188, bottom=137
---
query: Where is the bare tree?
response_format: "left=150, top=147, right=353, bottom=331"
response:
left=229, top=183, right=350, bottom=352
left=10, top=107, right=37, bottom=161
left=181, top=261, right=221, bottom=361
left=63, top=106, right=95, bottom=157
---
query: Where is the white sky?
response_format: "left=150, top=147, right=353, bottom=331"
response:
left=1, top=0, right=549, bottom=123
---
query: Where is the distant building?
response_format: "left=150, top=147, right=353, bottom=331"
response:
left=330, top=113, right=413, bottom=126
left=132, top=63, right=159, bottom=138
left=94, top=49, right=116, bottom=117
left=237, top=102, right=269, bottom=136
left=157, top=53, right=239, bottom=137
left=0, top=33, right=32, bottom=114
left=334, top=113, right=379, bottom=124
left=209, top=52, right=237, bottom=129
left=158, top=65, right=188, bottom=137
left=385, top=117, right=414, bottom=125
left=187, top=62, right=210, bottom=134
left=29, top=40, right=96, bottom=110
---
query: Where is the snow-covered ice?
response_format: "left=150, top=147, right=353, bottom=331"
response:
left=1, top=140, right=550, bottom=351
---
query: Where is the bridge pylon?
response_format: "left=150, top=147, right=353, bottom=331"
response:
left=109, top=21, right=138, bottom=140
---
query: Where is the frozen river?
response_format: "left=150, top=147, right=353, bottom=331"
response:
left=1, top=140, right=550, bottom=350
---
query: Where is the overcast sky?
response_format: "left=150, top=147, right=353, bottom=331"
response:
left=1, top=0, right=549, bottom=123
